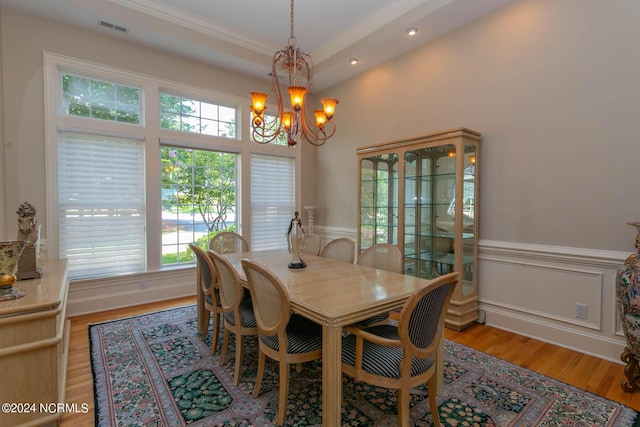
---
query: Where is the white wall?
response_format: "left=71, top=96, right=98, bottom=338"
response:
left=313, top=0, right=640, bottom=362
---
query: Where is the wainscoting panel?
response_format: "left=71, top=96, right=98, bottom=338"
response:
left=479, top=240, right=628, bottom=363
left=67, top=267, right=196, bottom=316
left=480, top=258, right=603, bottom=330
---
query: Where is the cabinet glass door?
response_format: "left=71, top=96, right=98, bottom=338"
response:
left=359, top=153, right=398, bottom=253
left=461, top=144, right=477, bottom=295
left=404, top=145, right=456, bottom=278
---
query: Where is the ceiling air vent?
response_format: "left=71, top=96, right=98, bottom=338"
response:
left=98, top=20, right=128, bottom=33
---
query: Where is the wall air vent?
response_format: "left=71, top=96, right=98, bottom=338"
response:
left=98, top=20, right=128, bottom=33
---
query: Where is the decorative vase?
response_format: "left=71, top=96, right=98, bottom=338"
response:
left=0, top=240, right=28, bottom=300
left=616, top=222, right=640, bottom=392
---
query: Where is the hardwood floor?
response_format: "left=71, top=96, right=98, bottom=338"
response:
left=61, top=297, right=640, bottom=426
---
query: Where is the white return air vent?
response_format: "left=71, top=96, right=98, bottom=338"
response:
left=98, top=20, right=128, bottom=33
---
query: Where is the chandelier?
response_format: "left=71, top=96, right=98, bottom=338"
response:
left=250, top=0, right=339, bottom=147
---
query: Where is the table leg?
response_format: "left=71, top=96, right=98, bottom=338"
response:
left=322, top=323, right=342, bottom=427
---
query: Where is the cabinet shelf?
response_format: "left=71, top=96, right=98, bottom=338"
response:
left=358, top=128, right=481, bottom=331
left=404, top=231, right=474, bottom=239
left=404, top=249, right=474, bottom=265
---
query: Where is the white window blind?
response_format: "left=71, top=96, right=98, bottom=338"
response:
left=58, top=132, right=146, bottom=279
left=250, top=154, right=295, bottom=251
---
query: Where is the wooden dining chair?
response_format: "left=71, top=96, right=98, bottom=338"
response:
left=357, top=243, right=403, bottom=326
left=357, top=243, right=403, bottom=273
left=320, top=237, right=355, bottom=263
left=208, top=250, right=258, bottom=385
left=209, top=231, right=249, bottom=254
left=241, top=259, right=323, bottom=426
left=341, top=272, right=459, bottom=427
left=301, top=233, right=321, bottom=256
left=189, top=243, right=222, bottom=354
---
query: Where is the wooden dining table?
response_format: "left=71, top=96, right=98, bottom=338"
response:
left=213, top=248, right=445, bottom=427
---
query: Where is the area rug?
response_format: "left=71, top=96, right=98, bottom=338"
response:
left=89, top=305, right=639, bottom=426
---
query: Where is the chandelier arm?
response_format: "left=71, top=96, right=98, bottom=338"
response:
left=299, top=116, right=336, bottom=146
left=298, top=51, right=313, bottom=88
left=295, top=50, right=317, bottom=142
left=250, top=48, right=290, bottom=144
left=272, top=49, right=286, bottom=130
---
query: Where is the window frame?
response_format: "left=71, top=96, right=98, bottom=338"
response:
left=159, top=89, right=240, bottom=139
left=44, top=52, right=301, bottom=280
left=159, top=144, right=240, bottom=265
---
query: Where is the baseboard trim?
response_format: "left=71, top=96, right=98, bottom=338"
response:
left=482, top=303, right=625, bottom=364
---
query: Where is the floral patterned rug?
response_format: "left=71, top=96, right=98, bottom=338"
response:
left=90, top=305, right=640, bottom=426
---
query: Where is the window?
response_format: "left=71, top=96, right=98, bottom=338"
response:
left=46, top=53, right=300, bottom=282
left=58, top=132, right=146, bottom=279
left=62, top=73, right=140, bottom=124
left=250, top=154, right=295, bottom=250
left=161, top=93, right=236, bottom=138
left=161, top=146, right=237, bottom=264
left=249, top=112, right=289, bottom=146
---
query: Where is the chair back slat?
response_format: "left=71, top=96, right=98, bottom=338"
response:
left=320, top=238, right=355, bottom=263
left=302, top=234, right=321, bottom=256
left=408, top=282, right=454, bottom=348
left=208, top=250, right=245, bottom=312
left=399, top=272, right=459, bottom=356
left=241, top=259, right=290, bottom=336
left=209, top=232, right=249, bottom=254
left=358, top=243, right=402, bottom=273
left=189, top=243, right=215, bottom=295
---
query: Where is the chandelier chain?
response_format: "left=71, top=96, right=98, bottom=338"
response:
left=290, top=0, right=295, bottom=40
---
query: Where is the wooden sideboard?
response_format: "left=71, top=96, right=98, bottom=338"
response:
left=0, top=259, right=69, bottom=427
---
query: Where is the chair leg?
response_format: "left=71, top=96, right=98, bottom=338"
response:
left=233, top=334, right=243, bottom=385
left=220, top=327, right=230, bottom=361
left=398, top=387, right=410, bottom=427
left=202, top=310, right=211, bottom=342
left=428, top=376, right=440, bottom=427
left=276, top=360, right=290, bottom=426
left=211, top=311, right=221, bottom=353
left=253, top=349, right=266, bottom=398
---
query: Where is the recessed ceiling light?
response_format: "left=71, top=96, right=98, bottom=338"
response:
left=349, top=58, right=359, bottom=65
left=407, top=27, right=418, bottom=36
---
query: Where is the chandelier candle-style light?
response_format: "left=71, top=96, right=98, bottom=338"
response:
left=250, top=0, right=339, bottom=147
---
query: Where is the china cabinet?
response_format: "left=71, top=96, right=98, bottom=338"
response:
left=357, top=128, right=480, bottom=330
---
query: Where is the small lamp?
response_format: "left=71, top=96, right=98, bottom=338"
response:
left=250, top=92, right=269, bottom=115
left=321, top=98, right=339, bottom=120
left=288, top=86, right=307, bottom=111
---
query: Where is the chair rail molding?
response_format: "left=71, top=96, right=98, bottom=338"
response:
left=313, top=225, right=357, bottom=241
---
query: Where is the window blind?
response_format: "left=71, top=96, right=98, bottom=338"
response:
left=58, top=132, right=146, bottom=279
left=250, top=154, right=294, bottom=251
